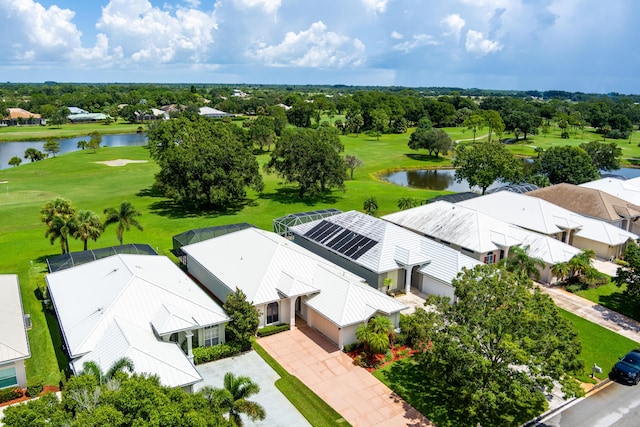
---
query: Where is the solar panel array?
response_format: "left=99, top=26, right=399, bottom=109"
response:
left=304, top=220, right=378, bottom=260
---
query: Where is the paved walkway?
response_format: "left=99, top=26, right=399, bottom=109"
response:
left=195, top=351, right=310, bottom=427
left=538, top=284, right=640, bottom=343
left=259, top=325, right=434, bottom=427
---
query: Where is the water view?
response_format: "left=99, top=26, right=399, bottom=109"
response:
left=383, top=167, right=640, bottom=192
left=0, top=133, right=148, bottom=170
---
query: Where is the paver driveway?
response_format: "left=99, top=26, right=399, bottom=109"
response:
left=259, top=325, right=434, bottom=427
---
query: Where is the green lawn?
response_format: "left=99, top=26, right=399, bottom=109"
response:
left=0, top=120, right=143, bottom=142
left=575, top=281, right=640, bottom=325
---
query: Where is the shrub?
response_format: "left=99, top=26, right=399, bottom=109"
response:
left=0, top=387, right=23, bottom=403
left=26, top=378, right=44, bottom=397
left=256, top=324, right=289, bottom=338
left=384, top=350, right=393, bottom=362
left=342, top=342, right=363, bottom=353
left=566, top=282, right=588, bottom=293
left=192, top=342, right=242, bottom=365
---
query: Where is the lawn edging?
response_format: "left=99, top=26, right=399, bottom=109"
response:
left=251, top=339, right=350, bottom=427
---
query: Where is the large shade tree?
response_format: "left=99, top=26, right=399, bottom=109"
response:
left=147, top=114, right=263, bottom=208
left=265, top=127, right=346, bottom=198
left=452, top=142, right=522, bottom=194
left=416, top=264, right=584, bottom=427
left=533, top=145, right=600, bottom=185
left=104, top=201, right=143, bottom=245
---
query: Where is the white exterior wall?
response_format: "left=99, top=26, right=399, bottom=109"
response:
left=186, top=255, right=232, bottom=302
left=421, top=276, right=456, bottom=301
left=0, top=360, right=27, bottom=389
left=256, top=299, right=291, bottom=328
left=572, top=236, right=619, bottom=260
left=307, top=310, right=340, bottom=347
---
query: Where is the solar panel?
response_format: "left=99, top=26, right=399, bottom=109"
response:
left=305, top=221, right=341, bottom=243
left=325, top=229, right=353, bottom=250
left=304, top=220, right=377, bottom=261
left=350, top=239, right=378, bottom=260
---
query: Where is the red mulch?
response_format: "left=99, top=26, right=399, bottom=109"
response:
left=0, top=385, right=60, bottom=408
left=347, top=345, right=417, bottom=372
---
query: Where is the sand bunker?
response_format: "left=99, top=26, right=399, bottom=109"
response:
left=0, top=181, right=8, bottom=184
left=96, top=159, right=148, bottom=167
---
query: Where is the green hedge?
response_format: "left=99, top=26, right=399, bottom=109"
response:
left=26, top=378, right=44, bottom=397
left=192, top=342, right=242, bottom=365
left=0, top=387, right=23, bottom=404
left=256, top=324, right=290, bottom=338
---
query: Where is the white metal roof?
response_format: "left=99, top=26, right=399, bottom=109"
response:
left=507, top=226, right=581, bottom=265
left=383, top=201, right=521, bottom=253
left=46, top=254, right=228, bottom=389
left=581, top=177, right=640, bottom=206
left=418, top=247, right=482, bottom=284
left=290, top=210, right=438, bottom=273
left=459, top=192, right=637, bottom=246
left=0, top=275, right=30, bottom=364
left=182, top=228, right=406, bottom=325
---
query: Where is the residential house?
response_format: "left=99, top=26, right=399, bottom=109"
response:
left=528, top=183, right=640, bottom=233
left=2, top=108, right=46, bottom=126
left=181, top=227, right=407, bottom=349
left=198, top=107, right=231, bottom=118
left=289, top=210, right=481, bottom=300
left=459, top=191, right=637, bottom=260
left=0, top=275, right=30, bottom=390
left=580, top=177, right=640, bottom=213
left=46, top=254, right=229, bottom=392
left=383, top=201, right=580, bottom=283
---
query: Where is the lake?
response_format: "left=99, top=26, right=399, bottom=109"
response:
left=0, top=133, right=148, bottom=170
left=382, top=167, right=640, bottom=192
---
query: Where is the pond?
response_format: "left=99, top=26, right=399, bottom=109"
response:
left=382, top=167, right=640, bottom=192
left=0, top=133, right=148, bottom=170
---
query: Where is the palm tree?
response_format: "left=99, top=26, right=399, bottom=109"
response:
left=568, top=249, right=595, bottom=279
left=41, top=198, right=77, bottom=254
left=551, top=261, right=570, bottom=282
left=73, top=210, right=103, bottom=250
left=363, top=196, right=378, bottom=217
left=397, top=197, right=420, bottom=211
left=356, top=315, right=394, bottom=354
left=500, top=245, right=545, bottom=281
left=81, top=357, right=135, bottom=385
left=200, top=372, right=266, bottom=427
left=104, top=201, right=143, bottom=245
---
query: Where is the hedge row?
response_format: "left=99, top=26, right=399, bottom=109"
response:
left=192, top=342, right=242, bottom=365
left=256, top=324, right=290, bottom=338
left=0, top=387, right=23, bottom=404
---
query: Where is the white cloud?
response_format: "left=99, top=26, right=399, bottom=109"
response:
left=361, top=0, right=388, bottom=14
left=249, top=21, right=366, bottom=68
left=465, top=29, right=501, bottom=55
left=97, top=0, right=217, bottom=64
left=390, top=31, right=403, bottom=40
left=393, top=34, right=439, bottom=53
left=232, top=0, right=282, bottom=14
left=1, top=0, right=83, bottom=60
left=441, top=14, right=465, bottom=39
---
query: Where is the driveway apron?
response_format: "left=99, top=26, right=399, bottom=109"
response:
left=258, top=325, right=434, bottom=427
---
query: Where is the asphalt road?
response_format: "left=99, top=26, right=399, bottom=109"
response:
left=535, top=381, right=640, bottom=427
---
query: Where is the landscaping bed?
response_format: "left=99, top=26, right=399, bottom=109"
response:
left=0, top=385, right=60, bottom=408
left=346, top=344, right=417, bottom=372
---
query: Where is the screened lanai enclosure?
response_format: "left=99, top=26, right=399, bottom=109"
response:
left=172, top=223, right=254, bottom=260
left=273, top=208, right=342, bottom=239
left=47, top=244, right=158, bottom=273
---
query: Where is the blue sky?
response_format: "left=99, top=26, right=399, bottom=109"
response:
left=2, top=0, right=639, bottom=93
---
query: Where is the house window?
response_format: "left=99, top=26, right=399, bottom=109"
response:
left=484, top=253, right=495, bottom=264
left=169, top=333, right=179, bottom=343
left=561, top=231, right=567, bottom=243
left=204, top=325, right=219, bottom=347
left=266, top=302, right=279, bottom=324
left=0, top=366, right=18, bottom=389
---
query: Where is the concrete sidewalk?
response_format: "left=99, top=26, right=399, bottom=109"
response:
left=538, top=284, right=640, bottom=343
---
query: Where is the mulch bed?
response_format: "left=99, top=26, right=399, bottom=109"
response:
left=0, top=385, right=60, bottom=408
left=347, top=345, right=417, bottom=372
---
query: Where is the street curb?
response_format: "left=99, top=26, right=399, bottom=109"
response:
left=521, top=379, right=612, bottom=426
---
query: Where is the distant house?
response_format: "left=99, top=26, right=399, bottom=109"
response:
left=581, top=178, right=640, bottom=215
left=383, top=201, right=580, bottom=283
left=2, top=108, right=46, bottom=126
left=181, top=227, right=407, bottom=349
left=198, top=107, right=231, bottom=118
left=459, top=192, right=638, bottom=260
left=68, top=112, right=108, bottom=123
left=0, top=275, right=30, bottom=390
left=289, top=210, right=481, bottom=300
left=46, top=254, right=229, bottom=392
left=67, top=107, right=89, bottom=114
left=528, top=183, right=640, bottom=234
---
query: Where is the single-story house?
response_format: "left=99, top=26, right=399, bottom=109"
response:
left=0, top=275, right=31, bottom=390
left=198, top=107, right=231, bottom=118
left=528, top=183, right=640, bottom=233
left=68, top=112, right=109, bottom=123
left=181, top=227, right=407, bottom=349
left=580, top=178, right=640, bottom=212
left=459, top=192, right=638, bottom=260
left=67, top=107, right=89, bottom=114
left=2, top=108, right=46, bottom=126
left=383, top=201, right=581, bottom=283
left=46, top=254, right=229, bottom=392
left=289, top=210, right=481, bottom=300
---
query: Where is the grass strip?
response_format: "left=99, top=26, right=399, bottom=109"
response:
left=251, top=340, right=350, bottom=427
